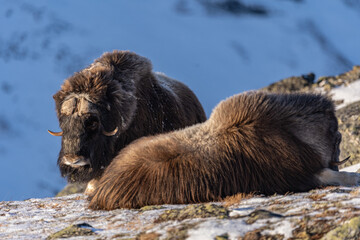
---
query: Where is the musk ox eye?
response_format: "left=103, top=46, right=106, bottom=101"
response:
left=85, top=117, right=99, bottom=131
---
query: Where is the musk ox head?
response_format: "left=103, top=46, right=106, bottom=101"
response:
left=49, top=51, right=152, bottom=182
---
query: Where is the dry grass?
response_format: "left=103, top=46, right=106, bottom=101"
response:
left=308, top=193, right=326, bottom=201
left=222, top=192, right=255, bottom=208
left=137, top=232, right=160, bottom=240
left=350, top=189, right=360, bottom=196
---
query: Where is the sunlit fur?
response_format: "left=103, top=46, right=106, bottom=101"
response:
left=89, top=92, right=343, bottom=210
left=52, top=50, right=206, bottom=183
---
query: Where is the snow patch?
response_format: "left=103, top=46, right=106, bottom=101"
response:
left=341, top=163, right=360, bottom=173
left=262, top=220, right=293, bottom=239
left=331, top=80, right=360, bottom=109
left=187, top=219, right=265, bottom=240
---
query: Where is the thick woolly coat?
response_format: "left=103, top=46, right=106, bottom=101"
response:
left=52, top=50, right=206, bottom=182
left=88, top=92, right=341, bottom=209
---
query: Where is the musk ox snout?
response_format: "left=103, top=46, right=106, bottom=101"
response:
left=61, top=154, right=90, bottom=167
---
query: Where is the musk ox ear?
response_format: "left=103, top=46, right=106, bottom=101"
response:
left=95, top=50, right=153, bottom=87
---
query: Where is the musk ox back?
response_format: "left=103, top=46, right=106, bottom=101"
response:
left=49, top=50, right=206, bottom=183
left=88, top=92, right=360, bottom=210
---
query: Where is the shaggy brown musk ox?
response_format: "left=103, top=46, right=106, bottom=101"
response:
left=88, top=91, right=360, bottom=210
left=49, top=50, right=206, bottom=185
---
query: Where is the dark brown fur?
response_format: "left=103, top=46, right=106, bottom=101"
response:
left=52, top=50, right=206, bottom=183
left=88, top=92, right=343, bottom=210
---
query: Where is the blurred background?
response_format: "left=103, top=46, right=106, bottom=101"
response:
left=0, top=0, right=360, bottom=201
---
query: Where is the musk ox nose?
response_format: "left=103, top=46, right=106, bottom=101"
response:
left=62, top=154, right=90, bottom=167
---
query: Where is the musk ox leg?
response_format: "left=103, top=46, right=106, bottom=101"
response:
left=316, top=168, right=360, bottom=187
left=84, top=179, right=100, bottom=196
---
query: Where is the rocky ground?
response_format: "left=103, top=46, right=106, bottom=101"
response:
left=1, top=67, right=360, bottom=239
left=2, top=186, right=360, bottom=239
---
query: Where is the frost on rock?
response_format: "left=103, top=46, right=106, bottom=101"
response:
left=2, top=187, right=360, bottom=239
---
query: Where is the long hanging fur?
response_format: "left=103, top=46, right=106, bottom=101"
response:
left=88, top=91, right=356, bottom=210
left=52, top=50, right=206, bottom=183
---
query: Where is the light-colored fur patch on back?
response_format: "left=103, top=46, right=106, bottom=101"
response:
left=61, top=93, right=97, bottom=116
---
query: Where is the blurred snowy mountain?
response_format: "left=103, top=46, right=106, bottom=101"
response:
left=0, top=0, right=360, bottom=200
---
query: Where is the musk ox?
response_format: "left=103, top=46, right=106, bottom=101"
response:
left=49, top=50, right=206, bottom=184
left=88, top=91, right=360, bottom=210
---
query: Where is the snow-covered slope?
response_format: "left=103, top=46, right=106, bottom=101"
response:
left=1, top=0, right=360, bottom=201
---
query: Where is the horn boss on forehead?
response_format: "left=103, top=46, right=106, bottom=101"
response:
left=59, top=94, right=97, bottom=116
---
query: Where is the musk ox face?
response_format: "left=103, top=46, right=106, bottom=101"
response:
left=50, top=59, right=138, bottom=182
left=53, top=94, right=121, bottom=182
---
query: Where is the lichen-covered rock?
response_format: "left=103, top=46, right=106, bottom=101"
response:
left=336, top=100, right=360, bottom=168
left=47, top=223, right=96, bottom=239
left=317, top=65, right=360, bottom=89
left=262, top=66, right=360, bottom=94
left=261, top=73, right=315, bottom=93
left=156, top=203, right=229, bottom=223
left=321, top=216, right=360, bottom=240
left=140, top=205, right=164, bottom=212
left=2, top=187, right=360, bottom=239
left=55, top=183, right=87, bottom=197
left=215, top=233, right=229, bottom=240
left=245, top=209, right=283, bottom=224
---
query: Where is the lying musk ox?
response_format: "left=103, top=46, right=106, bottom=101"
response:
left=88, top=91, right=360, bottom=210
left=49, top=50, right=206, bottom=184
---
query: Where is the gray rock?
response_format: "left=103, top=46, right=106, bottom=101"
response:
left=336, top=101, right=360, bottom=168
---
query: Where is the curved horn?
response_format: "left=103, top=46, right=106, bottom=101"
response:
left=48, top=130, right=63, bottom=136
left=330, top=156, right=351, bottom=166
left=102, top=126, right=118, bottom=137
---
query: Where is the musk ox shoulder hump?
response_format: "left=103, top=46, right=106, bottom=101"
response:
left=95, top=50, right=153, bottom=83
left=209, top=91, right=334, bottom=130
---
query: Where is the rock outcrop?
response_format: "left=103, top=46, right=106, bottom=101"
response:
left=2, top=187, right=360, bottom=239
left=337, top=101, right=360, bottom=168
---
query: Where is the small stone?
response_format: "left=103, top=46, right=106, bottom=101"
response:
left=47, top=223, right=96, bottom=239
left=215, top=233, right=229, bottom=240
left=246, top=209, right=283, bottom=224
